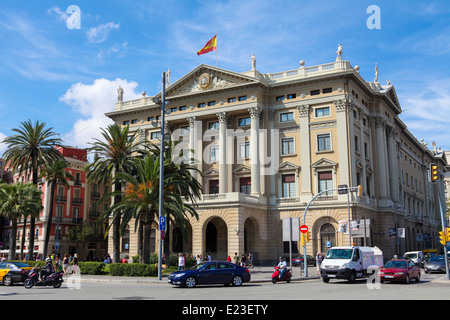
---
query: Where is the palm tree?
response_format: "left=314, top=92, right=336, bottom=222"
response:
left=84, top=124, right=144, bottom=263
left=2, top=119, right=63, bottom=260
left=148, top=138, right=202, bottom=265
left=0, top=183, right=43, bottom=260
left=39, top=160, right=74, bottom=259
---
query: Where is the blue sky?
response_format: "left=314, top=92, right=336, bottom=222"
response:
left=1, top=0, right=450, bottom=156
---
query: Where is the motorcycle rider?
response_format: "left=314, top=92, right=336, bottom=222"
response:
left=277, top=256, right=287, bottom=279
left=40, top=258, right=54, bottom=280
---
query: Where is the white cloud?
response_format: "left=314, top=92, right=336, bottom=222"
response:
left=0, top=132, right=7, bottom=157
left=47, top=6, right=68, bottom=22
left=86, top=22, right=120, bottom=43
left=60, top=78, right=140, bottom=149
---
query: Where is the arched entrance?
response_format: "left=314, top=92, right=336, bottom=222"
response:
left=204, top=217, right=228, bottom=260
left=320, top=223, right=336, bottom=253
left=172, top=221, right=193, bottom=254
left=244, top=218, right=259, bottom=255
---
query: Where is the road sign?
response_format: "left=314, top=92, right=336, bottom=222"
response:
left=300, top=225, right=308, bottom=234
left=159, top=216, right=166, bottom=231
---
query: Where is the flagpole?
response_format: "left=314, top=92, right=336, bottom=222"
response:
left=216, top=31, right=218, bottom=67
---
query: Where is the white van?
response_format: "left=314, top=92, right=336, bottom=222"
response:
left=320, top=246, right=383, bottom=283
left=403, top=251, right=424, bottom=267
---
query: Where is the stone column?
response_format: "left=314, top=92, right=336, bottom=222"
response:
left=335, top=99, right=351, bottom=187
left=387, top=126, right=399, bottom=202
left=187, top=116, right=202, bottom=188
left=298, top=104, right=312, bottom=200
left=375, top=117, right=389, bottom=201
left=217, top=111, right=228, bottom=194
left=248, top=106, right=262, bottom=195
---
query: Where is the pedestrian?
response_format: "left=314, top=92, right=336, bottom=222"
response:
left=316, top=252, right=323, bottom=275
left=196, top=255, right=201, bottom=264
left=247, top=252, right=253, bottom=268
left=63, top=254, right=70, bottom=274
left=178, top=253, right=185, bottom=271
left=54, top=255, right=61, bottom=272
left=207, top=253, right=211, bottom=261
left=240, top=254, right=246, bottom=267
left=72, top=253, right=79, bottom=274
left=234, top=252, right=239, bottom=265
left=227, top=255, right=231, bottom=262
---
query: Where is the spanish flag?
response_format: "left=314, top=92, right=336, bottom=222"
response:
left=197, top=35, right=217, bottom=56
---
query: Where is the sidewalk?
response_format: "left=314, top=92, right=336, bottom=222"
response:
left=73, top=265, right=321, bottom=284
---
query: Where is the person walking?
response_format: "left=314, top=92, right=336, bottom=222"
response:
left=63, top=254, right=70, bottom=274
left=316, top=252, right=323, bottom=275
left=178, top=253, right=185, bottom=271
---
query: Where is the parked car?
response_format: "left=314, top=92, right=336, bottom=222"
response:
left=292, top=255, right=316, bottom=267
left=0, top=262, right=30, bottom=286
left=378, top=259, right=421, bottom=284
left=168, top=261, right=251, bottom=288
left=424, top=255, right=448, bottom=274
left=403, top=251, right=424, bottom=267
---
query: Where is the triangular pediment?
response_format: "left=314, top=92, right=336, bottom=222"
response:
left=277, top=161, right=300, bottom=171
left=164, top=65, right=261, bottom=98
left=203, top=167, right=219, bottom=176
left=232, top=164, right=251, bottom=173
left=311, top=158, right=338, bottom=168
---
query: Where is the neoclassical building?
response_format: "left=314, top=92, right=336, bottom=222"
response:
left=105, top=49, right=447, bottom=263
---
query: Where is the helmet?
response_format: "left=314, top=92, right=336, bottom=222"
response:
left=45, top=258, right=52, bottom=263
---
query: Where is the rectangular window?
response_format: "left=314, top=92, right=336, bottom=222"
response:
left=147, top=116, right=154, bottom=121
left=282, top=174, right=296, bottom=198
left=170, top=107, right=177, bottom=113
left=123, top=120, right=129, bottom=125
left=209, top=180, right=219, bottom=194
left=287, top=93, right=296, bottom=99
left=317, top=133, right=331, bottom=151
left=151, top=132, right=161, bottom=140
left=355, top=136, right=359, bottom=152
left=310, top=89, right=320, bottom=96
left=238, top=117, right=251, bottom=127
left=318, top=171, right=333, bottom=196
left=210, top=146, right=219, bottom=162
left=198, top=102, right=206, bottom=108
left=208, top=122, right=219, bottom=130
left=280, top=112, right=294, bottom=122
left=240, top=177, right=251, bottom=195
left=131, top=119, right=138, bottom=124
left=238, top=96, right=247, bottom=101
left=179, top=106, right=187, bottom=111
left=276, top=95, right=285, bottom=101
left=322, top=87, right=332, bottom=94
left=315, top=107, right=330, bottom=117
left=208, top=101, right=216, bottom=106
left=228, top=97, right=236, bottom=103
left=240, top=142, right=250, bottom=158
left=281, top=138, right=294, bottom=155
left=364, top=142, right=369, bottom=158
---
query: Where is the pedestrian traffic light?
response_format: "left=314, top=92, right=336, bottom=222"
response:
left=305, top=231, right=311, bottom=243
left=357, top=185, right=362, bottom=197
left=439, top=230, right=446, bottom=245
left=430, top=163, right=439, bottom=183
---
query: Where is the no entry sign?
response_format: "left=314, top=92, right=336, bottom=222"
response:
left=300, top=225, right=308, bottom=234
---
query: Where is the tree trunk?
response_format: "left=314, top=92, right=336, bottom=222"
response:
left=43, top=181, right=56, bottom=260
left=8, top=219, right=17, bottom=260
left=20, top=217, right=27, bottom=260
left=138, top=221, right=143, bottom=264
left=143, top=222, right=151, bottom=264
left=164, top=219, right=171, bottom=267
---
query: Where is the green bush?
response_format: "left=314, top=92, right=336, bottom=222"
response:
left=78, top=262, right=105, bottom=275
left=8, top=260, right=45, bottom=268
left=107, top=263, right=157, bottom=277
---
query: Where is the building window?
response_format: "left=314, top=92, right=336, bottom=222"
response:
left=276, top=95, right=285, bottom=101
left=147, top=116, right=154, bottom=121
left=238, top=96, right=247, bottom=101
left=228, top=97, right=236, bottom=103
left=123, top=120, right=129, bottom=125
left=198, top=102, right=206, bottom=108
left=240, top=177, right=251, bottom=195
left=180, top=126, right=190, bottom=134
left=281, top=138, right=294, bottom=155
left=287, top=93, right=296, bottom=99
left=131, top=119, right=138, bottom=124
left=210, top=146, right=219, bottom=162
left=364, top=142, right=369, bottom=158
left=179, top=106, right=187, bottom=111
left=322, top=87, right=332, bottom=94
left=310, top=89, right=320, bottom=96
left=208, top=101, right=216, bottom=106
left=282, top=174, right=296, bottom=198
left=240, top=142, right=250, bottom=158
left=315, top=107, right=330, bottom=117
left=151, top=132, right=161, bottom=140
left=318, top=171, right=333, bottom=195
left=208, top=122, right=219, bottom=130
left=355, top=136, right=359, bottom=152
left=209, top=180, right=219, bottom=194
left=238, top=117, right=251, bottom=127
left=280, top=112, right=294, bottom=122
left=317, top=133, right=331, bottom=151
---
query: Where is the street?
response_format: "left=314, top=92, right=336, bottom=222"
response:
left=1, top=270, right=449, bottom=301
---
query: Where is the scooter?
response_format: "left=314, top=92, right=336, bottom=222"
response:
left=24, top=267, right=64, bottom=289
left=272, top=266, right=292, bottom=284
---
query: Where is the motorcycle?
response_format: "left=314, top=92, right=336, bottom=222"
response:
left=24, top=267, right=64, bottom=289
left=272, top=266, right=292, bottom=284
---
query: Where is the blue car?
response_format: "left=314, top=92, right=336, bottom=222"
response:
left=168, top=261, right=251, bottom=288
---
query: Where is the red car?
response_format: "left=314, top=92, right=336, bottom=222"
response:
left=378, top=259, right=421, bottom=284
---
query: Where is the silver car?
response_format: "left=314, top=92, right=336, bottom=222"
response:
left=424, top=255, right=448, bottom=274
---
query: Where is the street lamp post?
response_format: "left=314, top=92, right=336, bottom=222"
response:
left=157, top=72, right=166, bottom=281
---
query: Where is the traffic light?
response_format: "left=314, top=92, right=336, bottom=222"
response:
left=305, top=231, right=311, bottom=243
left=439, top=230, right=446, bottom=245
left=430, top=163, right=439, bottom=183
left=300, top=233, right=306, bottom=246
left=357, top=185, right=362, bottom=197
